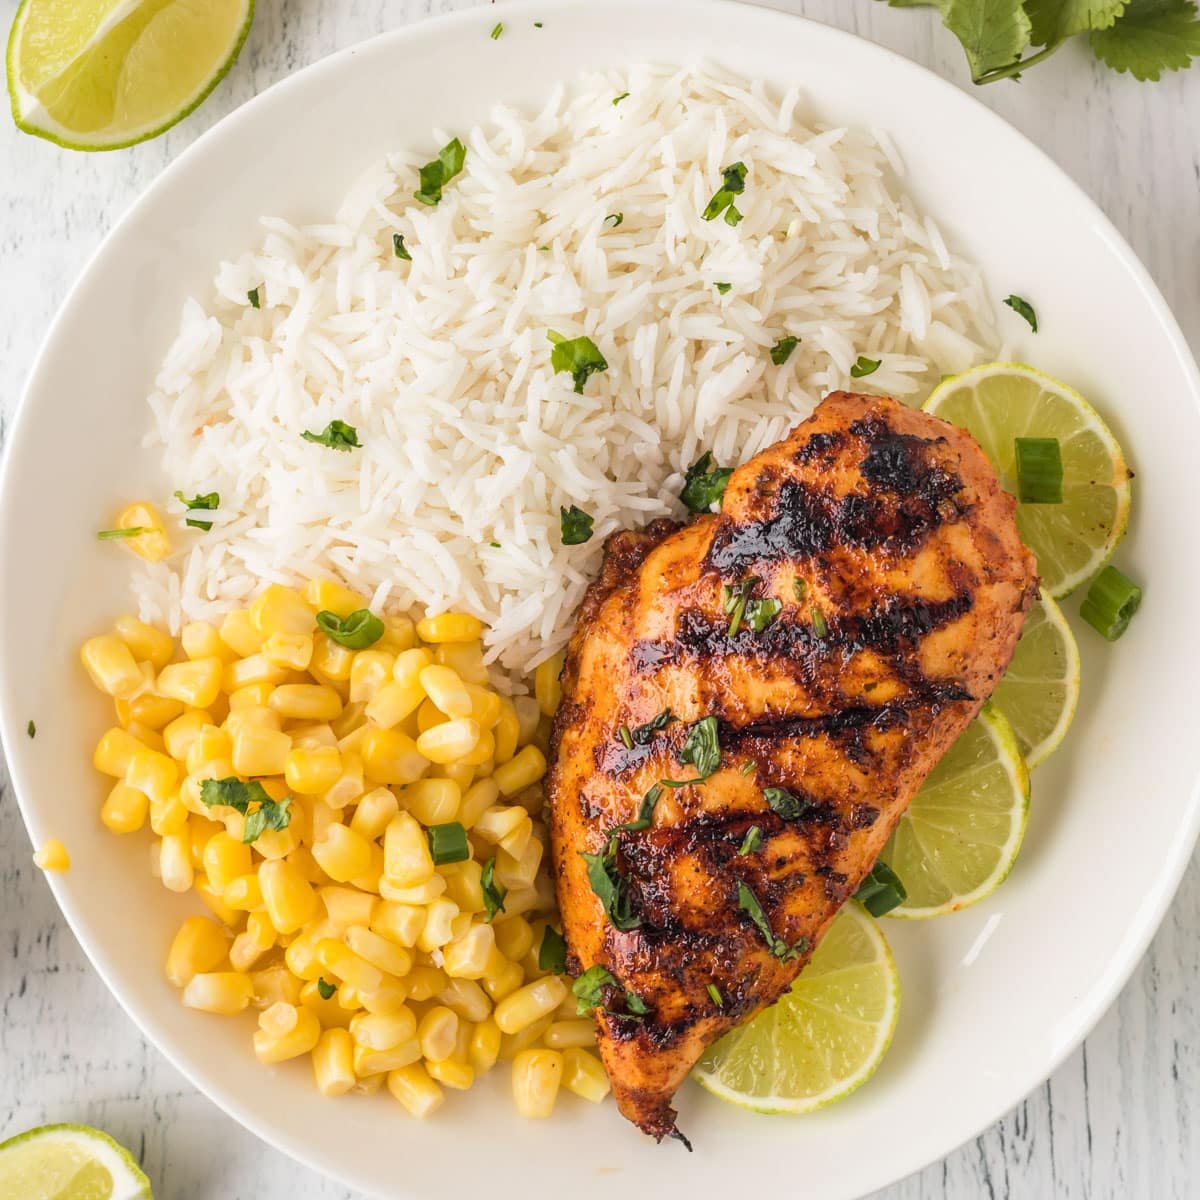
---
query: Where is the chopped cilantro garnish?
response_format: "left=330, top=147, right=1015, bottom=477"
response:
left=547, top=330, right=608, bottom=393
left=414, top=137, right=467, bottom=207
left=302, top=420, right=361, bottom=451
left=560, top=504, right=594, bottom=546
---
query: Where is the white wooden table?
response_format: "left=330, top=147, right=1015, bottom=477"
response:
left=1, top=2, right=1197, bottom=1196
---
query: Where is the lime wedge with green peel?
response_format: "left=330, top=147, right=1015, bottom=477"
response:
left=991, top=593, right=1081, bottom=768
left=924, top=363, right=1132, bottom=598
left=879, top=704, right=1029, bottom=919
left=0, top=1124, right=151, bottom=1200
left=7, top=0, right=254, bottom=150
left=693, top=903, right=899, bottom=1114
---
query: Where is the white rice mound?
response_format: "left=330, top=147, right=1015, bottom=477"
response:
left=137, top=63, right=1000, bottom=674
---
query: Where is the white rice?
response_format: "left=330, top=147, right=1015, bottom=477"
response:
left=136, top=63, right=1000, bottom=674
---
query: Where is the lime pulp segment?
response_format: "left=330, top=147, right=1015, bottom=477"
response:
left=0, top=1124, right=151, bottom=1200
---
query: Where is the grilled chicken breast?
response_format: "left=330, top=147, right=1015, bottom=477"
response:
left=546, top=391, right=1038, bottom=1142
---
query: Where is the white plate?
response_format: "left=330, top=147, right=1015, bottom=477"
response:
left=2, top=2, right=1198, bottom=1197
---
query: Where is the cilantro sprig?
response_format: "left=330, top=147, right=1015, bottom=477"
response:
left=886, top=0, right=1200, bottom=84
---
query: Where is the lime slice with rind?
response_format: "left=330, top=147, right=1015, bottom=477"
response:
left=880, top=704, right=1029, bottom=919
left=991, top=593, right=1080, bottom=768
left=924, top=362, right=1132, bottom=598
left=7, top=0, right=254, bottom=151
left=0, top=1124, right=151, bottom=1200
left=693, top=903, right=899, bottom=1114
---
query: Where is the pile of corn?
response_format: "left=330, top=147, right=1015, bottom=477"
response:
left=79, top=579, right=606, bottom=1118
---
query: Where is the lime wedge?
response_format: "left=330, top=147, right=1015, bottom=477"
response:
left=693, top=904, right=899, bottom=1114
left=991, top=593, right=1080, bottom=768
left=7, top=0, right=254, bottom=150
left=924, top=362, right=1132, bottom=597
left=0, top=1124, right=151, bottom=1200
left=879, top=704, right=1029, bottom=919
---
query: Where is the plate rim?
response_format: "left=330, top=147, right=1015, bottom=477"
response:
left=2, top=1, right=1198, bottom=1196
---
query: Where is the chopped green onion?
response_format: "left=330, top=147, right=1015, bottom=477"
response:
left=764, top=786, right=809, bottom=821
left=850, top=355, right=881, bottom=379
left=770, top=335, right=799, bottom=365
left=811, top=607, right=828, bottom=638
left=739, top=760, right=756, bottom=777
left=617, top=725, right=634, bottom=750
left=538, top=925, right=567, bottom=974
left=481, top=856, right=508, bottom=921
left=302, top=420, right=361, bottom=451
left=534, top=20, right=543, bottom=28
left=612, top=92, right=629, bottom=105
left=745, top=597, right=782, bottom=633
left=1080, top=565, right=1142, bottom=641
left=1015, top=437, right=1063, bottom=504
left=793, top=577, right=808, bottom=602
left=315, top=608, right=384, bottom=650
left=174, top=489, right=219, bottom=531
left=26, top=720, right=35, bottom=739
left=393, top=233, right=412, bottom=260
left=715, top=282, right=732, bottom=295
left=427, top=822, right=470, bottom=865
left=722, top=576, right=761, bottom=637
left=547, top=330, right=608, bottom=394
left=739, top=825, right=762, bottom=855
left=602, top=213, right=624, bottom=229
left=680, top=451, right=733, bottom=513
left=414, top=137, right=467, bottom=207
left=247, top=287, right=261, bottom=309
left=706, top=983, right=724, bottom=1006
left=703, top=162, right=748, bottom=226
left=560, top=504, right=594, bottom=545
left=490, top=21, right=503, bottom=38
left=317, top=977, right=336, bottom=1000
left=855, top=861, right=908, bottom=917
left=1004, top=294, right=1038, bottom=332
left=96, top=527, right=145, bottom=540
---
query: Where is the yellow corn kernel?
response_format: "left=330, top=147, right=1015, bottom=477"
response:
left=283, top=923, right=330, bottom=982
left=226, top=684, right=274, bottom=714
left=433, top=639, right=489, bottom=685
left=449, top=912, right=473, bottom=942
left=250, top=585, right=314, bottom=638
left=376, top=615, right=417, bottom=654
left=383, top=813, right=435, bottom=888
left=512, top=1048, right=563, bottom=1118
left=472, top=805, right=527, bottom=848
left=352, top=1072, right=386, bottom=1096
left=511, top=695, right=539, bottom=744
left=490, top=699, right=519, bottom=765
left=224, top=706, right=282, bottom=742
left=561, top=1046, right=610, bottom=1102
left=387, top=1063, right=444, bottom=1118
left=416, top=699, right=443, bottom=735
left=193, top=877, right=238, bottom=927
left=223, top=872, right=264, bottom=912
left=417, top=1006, right=459, bottom=1063
left=80, top=635, right=144, bottom=700
left=533, top=652, right=564, bottom=717
left=261, top=631, right=314, bottom=671
left=443, top=924, right=496, bottom=980
left=357, top=981, right=410, bottom=1017
left=112, top=615, right=174, bottom=670
left=229, top=911, right=275, bottom=971
left=304, top=578, right=367, bottom=619
left=180, top=621, right=228, bottom=661
left=248, top=963, right=303, bottom=1008
left=401, top=780, right=459, bottom=828
left=453, top=779, right=495, bottom=829
left=253, top=1004, right=321, bottom=1063
left=128, top=712, right=170, bottom=748
left=493, top=746, right=547, bottom=797
left=496, top=837, right=542, bottom=891
left=350, top=1007, right=417, bottom=1050
left=159, top=832, right=193, bottom=892
left=494, top=916, right=534, bottom=962
left=269, top=683, right=342, bottom=722
left=499, top=1013, right=554, bottom=1061
left=200, top=831, right=251, bottom=892
left=361, top=728, right=428, bottom=786
left=309, top=823, right=370, bottom=884
left=219, top=610, right=264, bottom=658
left=322, top=754, right=364, bottom=811
left=438, top=977, right=492, bottom=1024
left=347, top=650, right=393, bottom=705
left=441, top=859, right=484, bottom=915
left=319, top=886, right=376, bottom=930
left=230, top=725, right=291, bottom=778
left=379, top=875, right=445, bottom=905
left=364, top=680, right=425, bottom=730
left=469, top=1018, right=502, bottom=1073
left=415, top=719, right=480, bottom=765
left=183, top=727, right=231, bottom=777
left=348, top=788, right=398, bottom=842
left=317, top=939, right=385, bottom=992
left=124, top=747, right=178, bottom=805
left=106, top=501, right=170, bottom=562
left=118, top=691, right=186, bottom=732
left=427, top=1056, right=475, bottom=1090
left=354, top=1039, right=422, bottom=1076
left=391, top=646, right=432, bottom=686
left=259, top=859, right=319, bottom=933
left=151, top=658, right=219, bottom=709
left=417, top=613, right=483, bottom=644
left=161, top=709, right=211, bottom=760
left=100, top=783, right=149, bottom=834
left=405, top=965, right=448, bottom=1003
left=418, top=665, right=472, bottom=720
left=289, top=722, right=338, bottom=750
left=544, top=1020, right=596, bottom=1050
left=280, top=746, right=338, bottom=796
left=482, top=956, right=524, bottom=1003
left=311, top=633, right=355, bottom=683
left=312, top=1028, right=356, bottom=1097
left=460, top=685, right=501, bottom=731
left=164, top=915, right=228, bottom=987
left=460, top=727, right=495, bottom=768
left=494, top=976, right=567, bottom=1035
left=417, top=898, right=461, bottom=954
left=223, top=654, right=289, bottom=694
left=182, top=970, right=253, bottom=1015
left=344, top=926, right=413, bottom=978
left=370, top=901, right=425, bottom=949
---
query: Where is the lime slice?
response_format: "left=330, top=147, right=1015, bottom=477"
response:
left=879, top=704, right=1030, bottom=919
left=0, top=1124, right=151, bottom=1200
left=991, top=593, right=1080, bottom=768
left=693, top=903, right=899, bottom=1114
left=7, top=0, right=254, bottom=151
left=924, top=362, right=1132, bottom=597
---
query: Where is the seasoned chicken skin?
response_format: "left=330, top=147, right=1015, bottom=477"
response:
left=546, top=391, right=1038, bottom=1142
